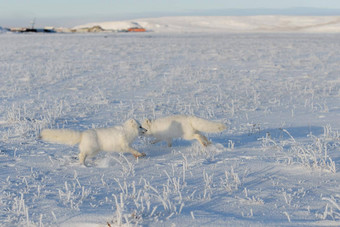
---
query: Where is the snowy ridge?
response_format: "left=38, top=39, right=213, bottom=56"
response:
left=75, top=16, right=340, bottom=33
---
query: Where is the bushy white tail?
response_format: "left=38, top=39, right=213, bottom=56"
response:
left=40, top=129, right=82, bottom=146
left=190, top=116, right=226, bottom=133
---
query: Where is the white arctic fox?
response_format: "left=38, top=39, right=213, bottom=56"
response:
left=40, top=119, right=147, bottom=165
left=142, top=115, right=226, bottom=147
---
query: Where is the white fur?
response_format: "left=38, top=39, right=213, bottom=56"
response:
left=142, top=115, right=226, bottom=147
left=40, top=119, right=146, bottom=165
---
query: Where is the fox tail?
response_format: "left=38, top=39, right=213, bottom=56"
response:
left=40, top=129, right=82, bottom=146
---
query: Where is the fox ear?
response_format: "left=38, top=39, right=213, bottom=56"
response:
left=143, top=119, right=151, bottom=127
left=129, top=119, right=136, bottom=125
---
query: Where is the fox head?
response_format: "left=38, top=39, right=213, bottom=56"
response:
left=125, top=119, right=147, bottom=135
left=141, top=119, right=152, bottom=135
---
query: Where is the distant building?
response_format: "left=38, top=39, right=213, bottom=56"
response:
left=9, top=27, right=56, bottom=33
left=127, top=27, right=146, bottom=32
left=10, top=27, right=27, bottom=32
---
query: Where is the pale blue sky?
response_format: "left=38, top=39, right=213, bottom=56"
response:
left=1, top=0, right=340, bottom=27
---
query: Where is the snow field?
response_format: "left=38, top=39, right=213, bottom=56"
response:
left=0, top=32, right=339, bottom=226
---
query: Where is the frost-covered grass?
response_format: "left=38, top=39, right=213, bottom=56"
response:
left=0, top=32, right=340, bottom=226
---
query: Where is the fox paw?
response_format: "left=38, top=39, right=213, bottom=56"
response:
left=134, top=153, right=146, bottom=158
left=202, top=141, right=212, bottom=147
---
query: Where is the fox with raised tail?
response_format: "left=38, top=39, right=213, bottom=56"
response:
left=40, top=119, right=147, bottom=165
left=142, top=115, right=226, bottom=147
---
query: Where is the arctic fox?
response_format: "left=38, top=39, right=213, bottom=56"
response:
left=142, top=115, right=226, bottom=147
left=40, top=119, right=147, bottom=165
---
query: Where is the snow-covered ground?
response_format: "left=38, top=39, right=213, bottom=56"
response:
left=0, top=25, right=340, bottom=226
left=74, top=16, right=340, bottom=33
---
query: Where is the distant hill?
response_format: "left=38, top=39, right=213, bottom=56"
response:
left=192, top=7, right=340, bottom=16
left=74, top=15, right=340, bottom=33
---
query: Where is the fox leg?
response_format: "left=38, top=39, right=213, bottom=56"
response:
left=78, top=130, right=99, bottom=165
left=194, top=133, right=211, bottom=147
left=151, top=138, right=172, bottom=147
left=151, top=138, right=162, bottom=144
left=78, top=148, right=100, bottom=165
left=78, top=152, right=87, bottom=165
left=167, top=139, right=173, bottom=147
left=127, top=147, right=146, bottom=158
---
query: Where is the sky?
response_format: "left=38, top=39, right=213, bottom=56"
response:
left=1, top=0, right=340, bottom=27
